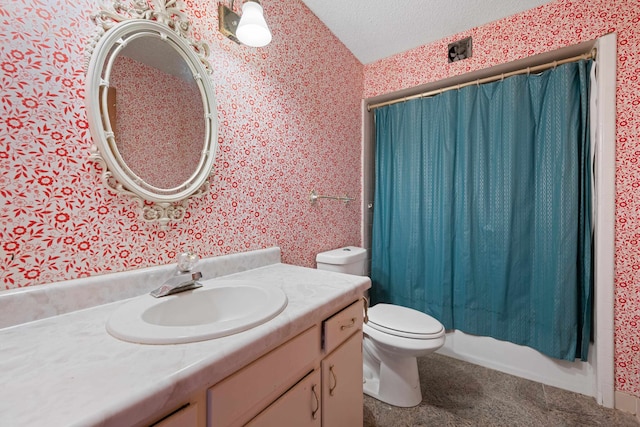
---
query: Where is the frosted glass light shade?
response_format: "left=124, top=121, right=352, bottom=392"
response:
left=236, top=1, right=272, bottom=47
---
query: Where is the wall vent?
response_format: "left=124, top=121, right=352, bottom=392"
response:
left=448, top=37, right=472, bottom=63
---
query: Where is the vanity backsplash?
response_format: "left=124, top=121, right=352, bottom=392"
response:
left=0, top=247, right=281, bottom=329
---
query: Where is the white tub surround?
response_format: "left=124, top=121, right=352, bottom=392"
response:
left=0, top=248, right=371, bottom=426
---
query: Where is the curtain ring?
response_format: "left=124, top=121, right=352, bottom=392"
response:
left=553, top=60, right=558, bottom=69
left=500, top=73, right=505, bottom=81
left=526, top=67, right=530, bottom=76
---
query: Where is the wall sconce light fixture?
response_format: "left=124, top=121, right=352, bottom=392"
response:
left=218, top=0, right=272, bottom=47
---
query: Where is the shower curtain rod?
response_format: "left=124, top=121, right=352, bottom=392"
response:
left=367, top=50, right=596, bottom=111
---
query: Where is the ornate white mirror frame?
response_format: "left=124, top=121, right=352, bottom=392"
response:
left=84, top=0, right=218, bottom=227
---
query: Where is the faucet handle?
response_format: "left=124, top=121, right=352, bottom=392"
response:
left=177, top=251, right=199, bottom=272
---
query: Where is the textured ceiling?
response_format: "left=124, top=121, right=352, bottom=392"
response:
left=299, top=0, right=554, bottom=64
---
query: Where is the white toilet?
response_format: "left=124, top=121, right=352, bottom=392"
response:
left=316, top=246, right=446, bottom=408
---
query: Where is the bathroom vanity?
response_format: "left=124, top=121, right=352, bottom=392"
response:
left=0, top=248, right=370, bottom=426
left=209, top=299, right=364, bottom=426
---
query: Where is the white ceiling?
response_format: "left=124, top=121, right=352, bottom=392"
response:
left=300, top=0, right=553, bottom=64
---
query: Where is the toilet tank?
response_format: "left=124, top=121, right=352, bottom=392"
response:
left=316, top=246, right=367, bottom=276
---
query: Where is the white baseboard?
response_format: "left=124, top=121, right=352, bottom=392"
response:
left=615, top=390, right=640, bottom=422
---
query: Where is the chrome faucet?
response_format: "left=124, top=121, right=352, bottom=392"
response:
left=150, top=251, right=203, bottom=298
left=150, top=271, right=203, bottom=298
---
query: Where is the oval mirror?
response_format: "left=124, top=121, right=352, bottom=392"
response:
left=85, top=1, right=217, bottom=226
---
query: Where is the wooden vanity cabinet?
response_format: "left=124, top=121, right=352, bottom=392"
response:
left=244, top=299, right=365, bottom=427
left=155, top=298, right=366, bottom=427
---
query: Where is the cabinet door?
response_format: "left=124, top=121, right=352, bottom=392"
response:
left=246, top=369, right=322, bottom=427
left=321, top=331, right=363, bottom=427
left=208, top=326, right=320, bottom=426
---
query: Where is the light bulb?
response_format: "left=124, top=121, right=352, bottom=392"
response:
left=236, top=1, right=272, bottom=47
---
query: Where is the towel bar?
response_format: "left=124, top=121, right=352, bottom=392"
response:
left=309, top=190, right=354, bottom=205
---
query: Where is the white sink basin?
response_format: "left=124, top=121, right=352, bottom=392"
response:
left=106, top=279, right=288, bottom=344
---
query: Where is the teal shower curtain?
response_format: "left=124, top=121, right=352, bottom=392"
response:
left=371, top=60, right=593, bottom=361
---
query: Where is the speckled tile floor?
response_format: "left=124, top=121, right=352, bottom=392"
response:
left=363, top=353, right=639, bottom=427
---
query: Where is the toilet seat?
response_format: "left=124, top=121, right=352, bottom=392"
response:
left=367, top=304, right=444, bottom=339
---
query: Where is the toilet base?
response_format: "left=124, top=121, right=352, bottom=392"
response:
left=362, top=337, right=423, bottom=407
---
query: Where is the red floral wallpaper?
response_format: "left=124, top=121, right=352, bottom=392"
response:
left=364, top=0, right=640, bottom=400
left=111, top=56, right=205, bottom=190
left=0, top=0, right=363, bottom=286
left=2, top=0, right=638, bottom=399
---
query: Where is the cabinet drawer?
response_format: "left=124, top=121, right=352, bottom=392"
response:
left=208, top=326, right=320, bottom=427
left=322, top=300, right=363, bottom=354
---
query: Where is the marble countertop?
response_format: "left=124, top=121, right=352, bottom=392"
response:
left=0, top=263, right=370, bottom=427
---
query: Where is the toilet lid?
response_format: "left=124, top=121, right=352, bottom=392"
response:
left=367, top=304, right=444, bottom=339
